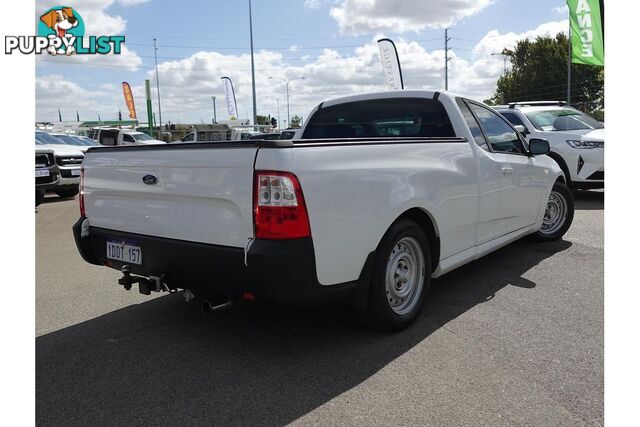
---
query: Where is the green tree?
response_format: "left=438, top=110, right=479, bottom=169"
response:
left=490, top=34, right=604, bottom=116
left=256, top=114, right=269, bottom=125
left=289, top=115, right=302, bottom=128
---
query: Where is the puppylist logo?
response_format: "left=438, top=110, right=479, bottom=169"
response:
left=5, top=6, right=125, bottom=56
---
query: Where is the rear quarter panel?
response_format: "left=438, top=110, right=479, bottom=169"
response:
left=256, top=141, right=478, bottom=286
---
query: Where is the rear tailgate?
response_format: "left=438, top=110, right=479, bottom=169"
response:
left=82, top=143, right=259, bottom=248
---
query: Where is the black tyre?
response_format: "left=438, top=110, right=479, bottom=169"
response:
left=55, top=187, right=79, bottom=199
left=533, top=181, right=574, bottom=241
left=363, top=219, right=431, bottom=331
left=35, top=189, right=45, bottom=207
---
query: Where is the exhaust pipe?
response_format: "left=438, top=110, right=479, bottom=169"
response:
left=201, top=299, right=233, bottom=315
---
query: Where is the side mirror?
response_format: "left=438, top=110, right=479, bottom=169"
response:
left=528, top=138, right=550, bottom=156
left=513, top=124, right=530, bottom=135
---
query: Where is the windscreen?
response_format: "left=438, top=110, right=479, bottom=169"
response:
left=35, top=132, right=65, bottom=145
left=302, top=97, right=455, bottom=139
left=132, top=133, right=154, bottom=141
left=56, top=135, right=87, bottom=146
left=74, top=137, right=99, bottom=146
left=525, top=108, right=603, bottom=131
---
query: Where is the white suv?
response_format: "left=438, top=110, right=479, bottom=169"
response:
left=495, top=102, right=603, bottom=189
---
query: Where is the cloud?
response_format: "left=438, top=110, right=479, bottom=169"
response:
left=473, top=20, right=568, bottom=56
left=34, top=41, right=504, bottom=123
left=117, top=0, right=151, bottom=5
left=329, top=0, right=493, bottom=34
left=553, top=5, right=569, bottom=14
left=36, top=20, right=569, bottom=124
left=304, top=0, right=340, bottom=8
left=36, top=74, right=119, bottom=121
left=304, top=0, right=322, bottom=8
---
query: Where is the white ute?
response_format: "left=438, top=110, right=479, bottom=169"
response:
left=94, top=128, right=165, bottom=146
left=74, top=91, right=573, bottom=330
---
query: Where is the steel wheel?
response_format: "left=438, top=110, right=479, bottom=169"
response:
left=540, top=190, right=568, bottom=236
left=385, top=236, right=425, bottom=316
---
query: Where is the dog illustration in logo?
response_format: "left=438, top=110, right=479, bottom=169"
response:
left=40, top=7, right=78, bottom=56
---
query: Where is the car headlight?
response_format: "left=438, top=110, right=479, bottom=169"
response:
left=566, top=140, right=604, bottom=149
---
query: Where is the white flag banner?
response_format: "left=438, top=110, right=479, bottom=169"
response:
left=221, top=76, right=238, bottom=118
left=377, top=38, right=404, bottom=90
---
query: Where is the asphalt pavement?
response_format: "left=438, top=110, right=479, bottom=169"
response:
left=36, top=190, right=604, bottom=426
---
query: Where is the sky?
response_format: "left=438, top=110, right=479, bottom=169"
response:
left=35, top=0, right=571, bottom=125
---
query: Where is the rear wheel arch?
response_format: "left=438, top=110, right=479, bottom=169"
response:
left=351, top=207, right=440, bottom=315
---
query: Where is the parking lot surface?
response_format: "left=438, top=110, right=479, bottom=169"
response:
left=36, top=191, right=603, bottom=425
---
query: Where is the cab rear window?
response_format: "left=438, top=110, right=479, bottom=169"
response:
left=302, top=98, right=454, bottom=139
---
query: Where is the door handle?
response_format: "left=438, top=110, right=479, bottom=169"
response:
left=501, top=166, right=514, bottom=175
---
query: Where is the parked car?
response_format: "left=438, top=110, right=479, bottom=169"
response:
left=35, top=148, right=59, bottom=206
left=495, top=101, right=604, bottom=189
left=181, top=125, right=276, bottom=142
left=73, top=90, right=573, bottom=330
left=35, top=131, right=84, bottom=198
left=94, top=128, right=165, bottom=146
left=52, top=134, right=100, bottom=150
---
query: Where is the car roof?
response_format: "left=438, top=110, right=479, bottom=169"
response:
left=320, top=89, right=444, bottom=108
left=495, top=104, right=575, bottom=112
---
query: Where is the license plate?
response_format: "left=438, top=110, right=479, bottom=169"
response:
left=71, top=169, right=81, bottom=176
left=106, top=240, right=142, bottom=265
left=35, top=169, right=50, bottom=177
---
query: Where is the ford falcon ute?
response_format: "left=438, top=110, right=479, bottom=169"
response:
left=73, top=90, right=574, bottom=330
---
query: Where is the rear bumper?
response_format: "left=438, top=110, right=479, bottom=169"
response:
left=73, top=218, right=358, bottom=305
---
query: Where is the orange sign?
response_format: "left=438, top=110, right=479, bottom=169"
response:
left=122, top=82, right=137, bottom=119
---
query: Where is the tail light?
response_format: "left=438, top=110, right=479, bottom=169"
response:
left=253, top=171, right=311, bottom=239
left=79, top=167, right=85, bottom=217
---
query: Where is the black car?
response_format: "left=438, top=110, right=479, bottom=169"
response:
left=35, top=148, right=60, bottom=206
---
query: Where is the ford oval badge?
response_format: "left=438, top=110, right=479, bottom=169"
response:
left=142, top=174, right=158, bottom=185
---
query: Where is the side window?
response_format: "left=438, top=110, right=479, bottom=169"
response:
left=123, top=134, right=136, bottom=143
left=456, top=98, right=489, bottom=151
left=182, top=133, right=194, bottom=142
left=99, top=131, right=118, bottom=146
left=499, top=111, right=526, bottom=128
left=468, top=104, right=525, bottom=155
left=302, top=98, right=455, bottom=139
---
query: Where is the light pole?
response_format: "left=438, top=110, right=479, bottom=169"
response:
left=211, top=96, right=217, bottom=123
left=153, top=38, right=162, bottom=130
left=248, top=0, right=257, bottom=126
left=491, top=52, right=507, bottom=75
left=268, top=76, right=305, bottom=128
left=491, top=50, right=514, bottom=76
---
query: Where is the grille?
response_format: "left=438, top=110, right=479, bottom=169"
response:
left=56, top=156, right=83, bottom=166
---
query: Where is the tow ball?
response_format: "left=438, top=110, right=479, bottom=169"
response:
left=118, top=265, right=168, bottom=295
